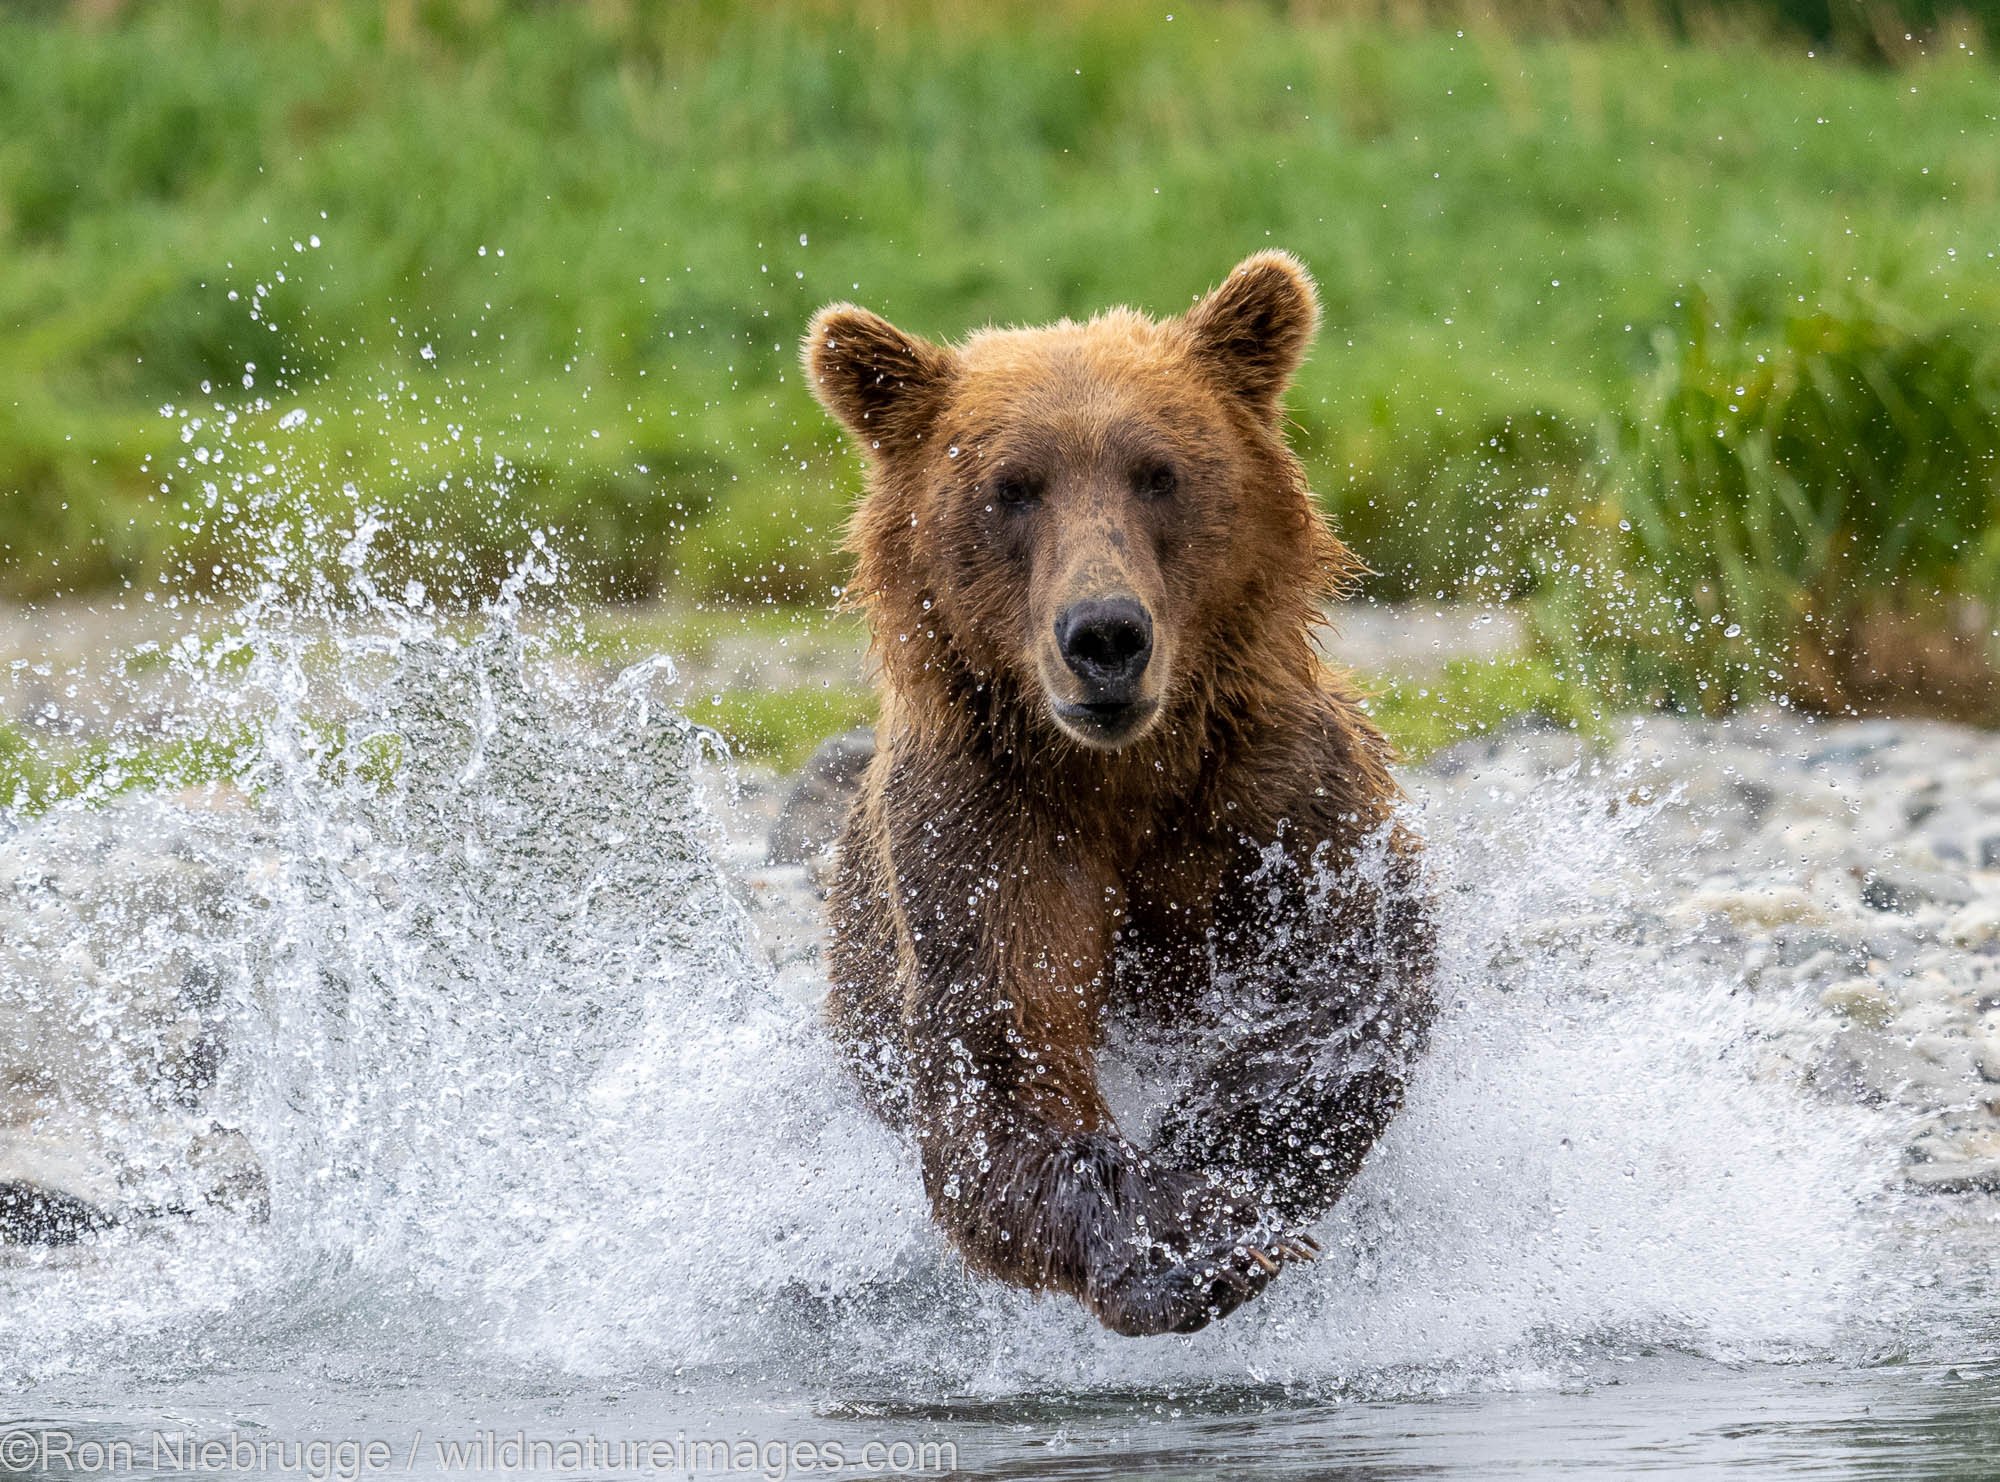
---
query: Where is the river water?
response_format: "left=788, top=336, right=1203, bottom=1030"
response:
left=2, top=542, right=1997, bottom=1480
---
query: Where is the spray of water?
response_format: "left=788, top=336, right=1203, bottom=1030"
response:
left=2, top=503, right=1953, bottom=1415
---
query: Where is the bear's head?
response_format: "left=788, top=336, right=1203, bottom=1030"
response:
left=804, top=252, right=1348, bottom=754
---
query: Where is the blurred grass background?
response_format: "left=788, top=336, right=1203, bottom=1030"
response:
left=3, top=0, right=2000, bottom=744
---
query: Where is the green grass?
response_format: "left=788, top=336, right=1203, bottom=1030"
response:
left=0, top=717, right=252, bottom=814
left=1361, top=655, right=1610, bottom=760
left=692, top=687, right=878, bottom=772
left=3, top=1, right=2000, bottom=712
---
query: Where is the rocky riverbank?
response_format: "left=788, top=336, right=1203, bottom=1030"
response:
left=5, top=704, right=1999, bottom=1246
left=1415, top=710, right=2000, bottom=1194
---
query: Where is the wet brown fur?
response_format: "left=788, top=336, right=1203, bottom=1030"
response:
left=803, top=253, right=1436, bottom=1337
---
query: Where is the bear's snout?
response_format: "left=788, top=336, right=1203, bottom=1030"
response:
left=1056, top=598, right=1153, bottom=693
left=1051, top=596, right=1158, bottom=745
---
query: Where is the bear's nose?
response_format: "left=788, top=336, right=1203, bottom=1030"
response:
left=1055, top=598, right=1154, bottom=697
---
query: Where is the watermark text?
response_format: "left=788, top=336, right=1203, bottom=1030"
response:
left=0, top=1430, right=955, bottom=1480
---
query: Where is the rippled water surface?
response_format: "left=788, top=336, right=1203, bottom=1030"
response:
left=4, top=542, right=1999, bottom=1479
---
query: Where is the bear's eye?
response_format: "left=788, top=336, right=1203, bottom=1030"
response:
left=992, top=472, right=1042, bottom=510
left=1134, top=462, right=1178, bottom=500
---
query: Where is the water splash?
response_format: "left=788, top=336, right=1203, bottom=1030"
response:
left=0, top=536, right=1961, bottom=1415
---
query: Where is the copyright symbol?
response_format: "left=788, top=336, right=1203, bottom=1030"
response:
left=0, top=1431, right=39, bottom=1471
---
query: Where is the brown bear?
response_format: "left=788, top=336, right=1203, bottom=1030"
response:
left=801, top=252, right=1435, bottom=1337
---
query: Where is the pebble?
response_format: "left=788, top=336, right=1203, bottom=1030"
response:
left=1975, top=1014, right=2000, bottom=1084
left=1860, top=865, right=1975, bottom=914
left=1674, top=884, right=1828, bottom=930
left=1944, top=898, right=2000, bottom=949
left=1820, top=978, right=1896, bottom=1028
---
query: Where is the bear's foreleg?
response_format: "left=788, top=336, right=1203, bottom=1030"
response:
left=900, top=983, right=1295, bottom=1335
left=1150, top=850, right=1436, bottom=1226
left=880, top=774, right=1294, bottom=1335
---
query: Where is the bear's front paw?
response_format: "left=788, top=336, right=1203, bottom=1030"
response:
left=1088, top=1226, right=1319, bottom=1337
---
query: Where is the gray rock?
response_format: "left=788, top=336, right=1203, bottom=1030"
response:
left=1859, top=865, right=1975, bottom=914
left=1789, top=947, right=1845, bottom=982
left=1821, top=978, right=1896, bottom=1027
left=1929, top=834, right=1970, bottom=868
left=1903, top=1157, right=2000, bottom=1193
left=1903, top=778, right=1944, bottom=829
left=1804, top=724, right=1906, bottom=768
left=0, top=793, right=261, bottom=1243
left=1976, top=1015, right=2000, bottom=1083
left=766, top=729, right=874, bottom=867
left=1945, top=898, right=2000, bottom=949
left=1769, top=923, right=1861, bottom=969
left=1815, top=1026, right=1979, bottom=1109
left=0, top=1182, right=112, bottom=1245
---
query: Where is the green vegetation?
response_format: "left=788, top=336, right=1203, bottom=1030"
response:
left=0, top=717, right=250, bottom=814
left=573, top=604, right=876, bottom=766
left=3, top=0, right=1999, bottom=718
left=1526, top=285, right=2000, bottom=714
left=1360, top=655, right=1610, bottom=760
left=694, top=687, right=878, bottom=772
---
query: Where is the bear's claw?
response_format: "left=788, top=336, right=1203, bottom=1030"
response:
left=1091, top=1224, right=1309, bottom=1336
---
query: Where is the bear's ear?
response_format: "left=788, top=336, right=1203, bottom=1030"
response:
left=802, top=304, right=957, bottom=454
left=1183, top=251, right=1321, bottom=419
